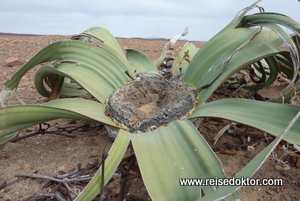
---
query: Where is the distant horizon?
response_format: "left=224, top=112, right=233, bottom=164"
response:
left=0, top=32, right=207, bottom=42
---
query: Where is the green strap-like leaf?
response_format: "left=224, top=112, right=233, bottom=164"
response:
left=51, top=41, right=130, bottom=102
left=189, top=99, right=300, bottom=145
left=0, top=106, right=89, bottom=139
left=75, top=130, right=131, bottom=201
left=125, top=48, right=157, bottom=74
left=43, top=98, right=122, bottom=128
left=182, top=17, right=259, bottom=88
left=0, top=98, right=121, bottom=141
left=131, top=120, right=240, bottom=200
left=35, top=40, right=131, bottom=102
left=3, top=39, right=130, bottom=103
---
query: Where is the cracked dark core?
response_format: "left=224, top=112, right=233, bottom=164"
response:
left=107, top=76, right=198, bottom=133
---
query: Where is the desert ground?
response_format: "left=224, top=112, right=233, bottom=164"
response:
left=0, top=33, right=299, bottom=201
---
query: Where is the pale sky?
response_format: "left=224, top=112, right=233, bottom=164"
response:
left=0, top=0, right=299, bottom=41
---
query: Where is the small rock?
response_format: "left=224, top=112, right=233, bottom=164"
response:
left=4, top=57, right=24, bottom=67
left=7, top=40, right=20, bottom=44
left=266, top=190, right=276, bottom=195
left=257, top=85, right=288, bottom=99
left=58, top=166, right=66, bottom=171
left=25, top=128, right=33, bottom=132
left=295, top=156, right=300, bottom=168
left=275, top=165, right=283, bottom=171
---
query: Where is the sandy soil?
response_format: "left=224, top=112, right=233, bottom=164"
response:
left=0, top=34, right=299, bottom=201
